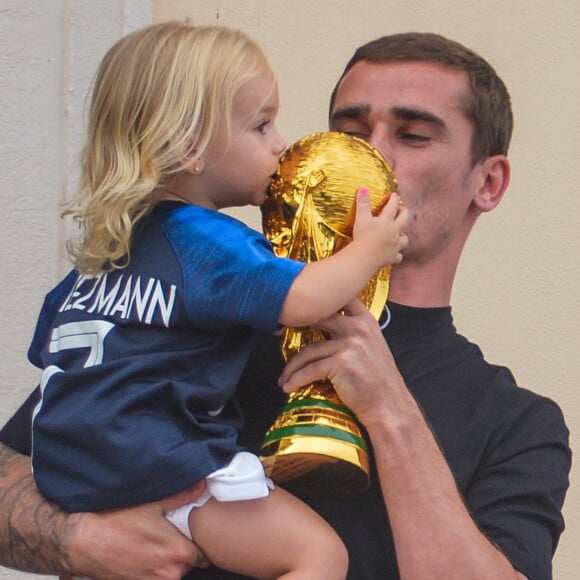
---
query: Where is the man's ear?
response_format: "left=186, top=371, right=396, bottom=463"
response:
left=473, top=155, right=510, bottom=213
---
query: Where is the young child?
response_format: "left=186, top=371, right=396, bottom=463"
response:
left=28, top=22, right=408, bottom=579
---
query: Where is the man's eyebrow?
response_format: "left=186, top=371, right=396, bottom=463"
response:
left=330, top=104, right=371, bottom=123
left=331, top=104, right=447, bottom=131
left=392, top=107, right=447, bottom=129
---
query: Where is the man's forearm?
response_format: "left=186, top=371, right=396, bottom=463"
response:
left=0, top=442, right=74, bottom=575
left=366, top=407, right=525, bottom=579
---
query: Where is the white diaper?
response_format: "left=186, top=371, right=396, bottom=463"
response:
left=165, top=451, right=274, bottom=539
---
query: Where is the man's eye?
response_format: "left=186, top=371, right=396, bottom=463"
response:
left=401, top=133, right=430, bottom=143
left=344, top=130, right=370, bottom=140
left=331, top=124, right=370, bottom=140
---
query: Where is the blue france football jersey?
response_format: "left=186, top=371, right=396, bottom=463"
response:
left=30, top=202, right=304, bottom=512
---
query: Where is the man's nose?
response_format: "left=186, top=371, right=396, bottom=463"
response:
left=368, top=129, right=395, bottom=169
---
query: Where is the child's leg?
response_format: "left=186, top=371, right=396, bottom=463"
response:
left=188, top=486, right=348, bottom=580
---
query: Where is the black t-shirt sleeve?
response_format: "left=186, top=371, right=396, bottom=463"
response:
left=0, top=387, right=39, bottom=456
left=465, top=383, right=571, bottom=580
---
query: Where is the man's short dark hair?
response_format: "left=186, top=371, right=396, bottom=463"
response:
left=329, top=32, right=513, bottom=165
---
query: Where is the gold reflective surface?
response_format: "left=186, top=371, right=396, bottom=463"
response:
left=259, top=132, right=398, bottom=497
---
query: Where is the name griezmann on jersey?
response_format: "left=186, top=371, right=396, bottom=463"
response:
left=59, top=273, right=177, bottom=327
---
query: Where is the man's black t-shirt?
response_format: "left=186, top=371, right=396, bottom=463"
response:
left=1, top=303, right=570, bottom=580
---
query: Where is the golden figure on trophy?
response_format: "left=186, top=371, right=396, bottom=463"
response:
left=259, top=132, right=398, bottom=497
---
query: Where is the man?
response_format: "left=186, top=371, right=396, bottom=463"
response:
left=0, top=32, right=570, bottom=579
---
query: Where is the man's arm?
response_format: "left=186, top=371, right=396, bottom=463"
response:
left=0, top=442, right=76, bottom=575
left=279, top=299, right=531, bottom=579
left=0, top=442, right=207, bottom=579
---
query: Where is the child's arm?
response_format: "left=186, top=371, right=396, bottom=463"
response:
left=279, top=189, right=409, bottom=328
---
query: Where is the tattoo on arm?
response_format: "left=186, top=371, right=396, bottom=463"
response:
left=0, top=442, right=76, bottom=575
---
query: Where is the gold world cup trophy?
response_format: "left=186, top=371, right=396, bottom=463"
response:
left=259, top=131, right=398, bottom=497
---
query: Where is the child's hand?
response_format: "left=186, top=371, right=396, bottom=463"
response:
left=353, top=188, right=409, bottom=266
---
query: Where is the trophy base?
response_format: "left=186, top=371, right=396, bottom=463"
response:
left=259, top=381, right=371, bottom=497
left=260, top=434, right=370, bottom=498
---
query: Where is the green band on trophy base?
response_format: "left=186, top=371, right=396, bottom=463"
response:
left=262, top=422, right=369, bottom=451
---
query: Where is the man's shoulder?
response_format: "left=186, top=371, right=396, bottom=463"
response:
left=488, top=364, right=568, bottom=429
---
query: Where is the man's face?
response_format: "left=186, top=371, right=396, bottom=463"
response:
left=330, top=60, right=484, bottom=267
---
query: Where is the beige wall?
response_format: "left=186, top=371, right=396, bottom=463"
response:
left=161, top=1, right=580, bottom=577
left=0, top=0, right=577, bottom=578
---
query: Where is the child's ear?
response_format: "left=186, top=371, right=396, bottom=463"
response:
left=174, top=137, right=205, bottom=175
left=473, top=154, right=510, bottom=213
left=182, top=156, right=205, bottom=175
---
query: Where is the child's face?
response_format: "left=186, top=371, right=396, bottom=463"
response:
left=200, top=69, right=287, bottom=209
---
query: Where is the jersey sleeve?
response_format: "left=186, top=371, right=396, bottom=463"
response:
left=465, top=373, right=571, bottom=580
left=165, top=207, right=305, bottom=332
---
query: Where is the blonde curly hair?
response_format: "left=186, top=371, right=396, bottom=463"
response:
left=64, top=21, right=270, bottom=274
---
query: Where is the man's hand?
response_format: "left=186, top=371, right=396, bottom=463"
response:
left=278, top=297, right=403, bottom=425
left=68, top=487, right=210, bottom=580
left=59, top=506, right=209, bottom=579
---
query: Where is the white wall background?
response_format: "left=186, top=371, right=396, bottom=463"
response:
left=0, top=3, right=152, bottom=579
left=0, top=0, right=578, bottom=578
